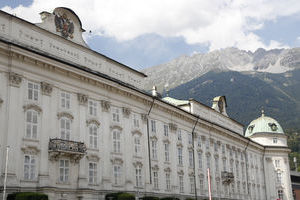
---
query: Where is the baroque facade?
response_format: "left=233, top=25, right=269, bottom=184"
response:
left=0, top=7, right=293, bottom=200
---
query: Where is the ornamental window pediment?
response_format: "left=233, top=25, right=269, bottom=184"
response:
left=86, top=154, right=100, bottom=162
left=21, top=145, right=40, bottom=155
left=110, top=125, right=122, bottom=131
left=133, top=161, right=143, bottom=167
left=164, top=167, right=171, bottom=172
left=150, top=135, right=158, bottom=141
left=77, top=93, right=88, bottom=106
left=57, top=111, right=74, bottom=120
left=152, top=165, right=159, bottom=171
left=122, top=107, right=131, bottom=118
left=86, top=118, right=100, bottom=127
left=111, top=157, right=123, bottom=165
left=23, top=103, right=42, bottom=113
left=177, top=170, right=184, bottom=175
left=132, top=130, right=142, bottom=136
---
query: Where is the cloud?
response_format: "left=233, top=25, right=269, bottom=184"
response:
left=1, top=0, right=299, bottom=51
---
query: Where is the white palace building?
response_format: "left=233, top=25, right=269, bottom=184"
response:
left=0, top=7, right=293, bottom=200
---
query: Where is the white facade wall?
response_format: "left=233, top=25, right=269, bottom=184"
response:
left=0, top=8, right=293, bottom=200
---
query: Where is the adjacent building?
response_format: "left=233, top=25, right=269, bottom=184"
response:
left=0, top=7, right=293, bottom=200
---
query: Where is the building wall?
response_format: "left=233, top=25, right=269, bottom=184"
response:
left=0, top=9, right=293, bottom=200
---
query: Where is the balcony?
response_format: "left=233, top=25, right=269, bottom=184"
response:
left=48, top=138, right=87, bottom=162
left=221, top=171, right=234, bottom=184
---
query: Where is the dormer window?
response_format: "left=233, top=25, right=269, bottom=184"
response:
left=268, top=123, right=278, bottom=131
left=248, top=125, right=255, bottom=133
left=273, top=138, right=278, bottom=144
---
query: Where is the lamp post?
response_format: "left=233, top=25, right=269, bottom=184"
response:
left=2, top=146, right=10, bottom=200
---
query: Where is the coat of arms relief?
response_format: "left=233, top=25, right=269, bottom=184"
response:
left=54, top=13, right=74, bottom=39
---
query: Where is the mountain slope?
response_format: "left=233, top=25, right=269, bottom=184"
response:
left=168, top=70, right=300, bottom=130
left=143, top=47, right=300, bottom=91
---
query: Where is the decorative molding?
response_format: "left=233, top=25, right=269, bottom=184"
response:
left=210, top=138, right=214, bottom=144
left=111, top=157, right=123, bottom=165
left=77, top=93, right=88, bottom=106
left=150, top=135, right=158, bottom=141
left=177, top=170, right=184, bottom=175
left=122, top=107, right=131, bottom=118
left=214, top=154, right=219, bottom=159
left=176, top=142, right=183, bottom=147
left=232, top=146, right=236, bottom=151
left=23, top=103, right=42, bottom=113
left=133, top=161, right=143, bottom=167
left=8, top=72, right=22, bottom=87
left=86, top=119, right=100, bottom=127
left=152, top=165, right=159, bottom=171
left=188, top=171, right=194, bottom=176
left=86, top=154, right=100, bottom=162
left=40, top=82, right=53, bottom=96
left=101, top=100, right=110, bottom=112
left=206, top=152, right=211, bottom=157
left=217, top=141, right=221, bottom=146
left=265, top=157, right=272, bottom=162
left=163, top=139, right=170, bottom=144
left=21, top=145, right=40, bottom=154
left=110, top=125, right=123, bottom=131
left=141, top=114, right=148, bottom=123
left=164, top=167, right=171, bottom=172
left=57, top=112, right=74, bottom=120
left=201, top=135, right=206, bottom=140
left=132, top=130, right=142, bottom=136
left=169, top=123, right=177, bottom=132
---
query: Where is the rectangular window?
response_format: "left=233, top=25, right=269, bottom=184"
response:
left=61, top=91, right=71, bottom=109
left=278, top=189, right=283, bottom=199
left=223, top=159, right=227, bottom=171
left=276, top=172, right=282, bottom=183
left=26, top=110, right=38, bottom=139
left=188, top=133, right=193, bottom=145
left=190, top=176, right=195, bottom=193
left=24, top=155, right=36, bottom=180
left=222, top=144, right=225, bottom=154
left=133, top=114, right=140, bottom=128
left=207, top=156, right=211, bottom=169
left=89, top=125, right=98, bottom=149
left=59, top=159, right=69, bottom=182
left=151, top=140, right=157, bottom=160
left=236, top=162, right=239, bottom=178
left=178, top=147, right=183, bottom=165
left=199, top=178, right=204, bottom=194
left=88, top=100, right=97, bottom=116
left=273, top=138, right=278, bottom=144
left=164, top=124, right=169, bottom=137
left=166, top=172, right=171, bottom=190
left=135, top=165, right=142, bottom=187
left=206, top=139, right=210, bottom=150
left=89, top=162, right=97, bottom=184
left=178, top=129, right=182, bottom=141
left=113, top=165, right=122, bottom=185
left=113, top=130, right=121, bottom=153
left=197, top=136, right=202, bottom=148
left=189, top=150, right=194, bottom=167
left=134, top=135, right=141, bottom=156
left=28, top=82, right=39, bottom=101
left=151, top=120, right=156, bottom=133
left=275, top=160, right=280, bottom=168
left=215, top=157, right=219, bottom=173
left=179, top=175, right=184, bottom=193
left=164, top=143, right=170, bottom=162
left=153, top=171, right=159, bottom=189
left=214, top=142, right=218, bottom=152
left=112, top=107, right=120, bottom=122
left=198, top=152, right=203, bottom=169
left=60, top=118, right=71, bottom=140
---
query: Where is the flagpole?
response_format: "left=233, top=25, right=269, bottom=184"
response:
left=3, top=146, right=10, bottom=200
left=207, top=168, right=212, bottom=200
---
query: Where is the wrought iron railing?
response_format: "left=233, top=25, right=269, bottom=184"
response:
left=48, top=138, right=87, bottom=154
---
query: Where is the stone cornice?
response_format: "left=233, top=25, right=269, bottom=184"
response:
left=23, top=103, right=42, bottom=113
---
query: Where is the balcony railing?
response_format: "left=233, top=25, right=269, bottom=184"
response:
left=48, top=138, right=87, bottom=162
left=221, top=171, right=234, bottom=184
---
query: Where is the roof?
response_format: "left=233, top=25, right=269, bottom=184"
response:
left=162, top=97, right=189, bottom=106
left=245, top=110, right=284, bottom=137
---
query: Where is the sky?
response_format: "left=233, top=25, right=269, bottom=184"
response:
left=1, top=0, right=300, bottom=70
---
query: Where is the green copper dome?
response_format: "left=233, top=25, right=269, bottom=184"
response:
left=245, top=110, right=284, bottom=137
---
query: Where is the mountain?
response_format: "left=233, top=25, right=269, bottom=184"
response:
left=167, top=69, right=300, bottom=130
left=143, top=47, right=300, bottom=92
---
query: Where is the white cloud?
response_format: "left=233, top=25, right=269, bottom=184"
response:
left=1, top=0, right=298, bottom=51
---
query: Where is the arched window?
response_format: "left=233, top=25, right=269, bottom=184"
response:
left=25, top=110, right=38, bottom=139
left=89, top=124, right=98, bottom=149
left=60, top=118, right=71, bottom=140
left=113, top=129, right=121, bottom=153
